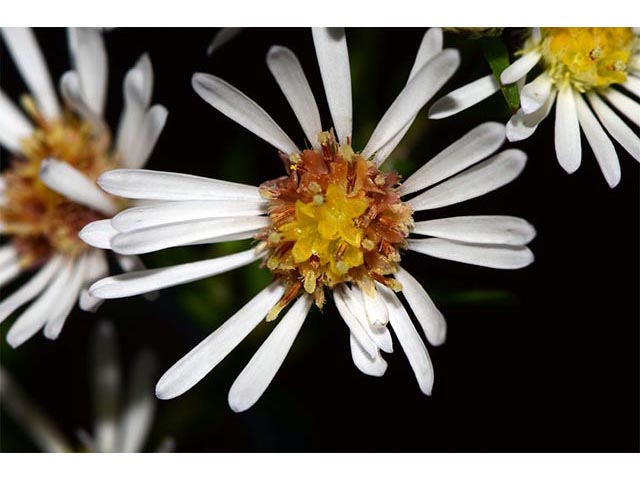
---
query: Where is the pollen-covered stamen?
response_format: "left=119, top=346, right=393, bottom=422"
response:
left=536, top=28, right=636, bottom=91
left=258, top=130, right=414, bottom=317
left=0, top=98, right=118, bottom=265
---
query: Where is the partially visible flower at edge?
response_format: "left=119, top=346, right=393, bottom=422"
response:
left=0, top=320, right=173, bottom=452
left=0, top=27, right=167, bottom=347
left=429, top=27, right=640, bottom=188
left=83, top=27, right=535, bottom=412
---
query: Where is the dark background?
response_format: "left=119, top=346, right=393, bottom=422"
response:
left=1, top=28, right=638, bottom=452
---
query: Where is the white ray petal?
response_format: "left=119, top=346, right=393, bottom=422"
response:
left=574, top=92, right=621, bottom=188
left=412, top=215, right=536, bottom=246
left=68, top=28, right=108, bottom=115
left=333, top=286, right=378, bottom=359
left=506, top=89, right=557, bottom=142
left=207, top=27, right=244, bottom=55
left=6, top=260, right=73, bottom=348
left=342, top=285, right=393, bottom=353
left=407, top=149, right=526, bottom=211
left=91, top=320, right=121, bottom=453
left=1, top=28, right=60, bottom=119
left=155, top=282, right=286, bottom=400
left=350, top=334, right=387, bottom=377
left=44, top=254, right=88, bottom=340
left=428, top=74, right=500, bottom=120
left=394, top=266, right=446, bottom=346
left=621, top=75, right=640, bottom=98
left=603, top=88, right=640, bottom=128
left=0, top=245, right=18, bottom=266
left=0, top=366, right=71, bottom=453
left=192, top=73, right=298, bottom=155
left=554, top=84, right=582, bottom=174
left=408, top=238, right=534, bottom=269
left=90, top=247, right=264, bottom=299
left=79, top=250, right=109, bottom=312
left=112, top=199, right=267, bottom=233
left=126, top=104, right=168, bottom=169
left=358, top=284, right=389, bottom=328
left=39, top=159, right=117, bottom=215
left=79, top=219, right=119, bottom=249
left=520, top=73, right=552, bottom=114
left=98, top=169, right=261, bottom=202
left=267, top=45, right=322, bottom=149
left=588, top=91, right=640, bottom=161
left=119, top=350, right=157, bottom=452
left=111, top=216, right=269, bottom=255
left=0, top=255, right=64, bottom=324
left=59, top=70, right=107, bottom=136
left=116, top=54, right=154, bottom=165
left=363, top=49, right=460, bottom=159
left=228, top=294, right=312, bottom=413
left=312, top=27, right=352, bottom=144
left=374, top=27, right=444, bottom=164
left=500, top=51, right=541, bottom=85
left=0, top=259, right=21, bottom=288
left=531, top=28, right=542, bottom=44
left=378, top=284, right=434, bottom=395
left=399, top=122, right=505, bottom=196
left=0, top=89, right=33, bottom=153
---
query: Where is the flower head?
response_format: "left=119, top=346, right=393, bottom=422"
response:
left=87, top=28, right=535, bottom=412
left=0, top=28, right=166, bottom=346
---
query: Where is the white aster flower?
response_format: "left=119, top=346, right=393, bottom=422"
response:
left=0, top=320, right=171, bottom=452
left=86, top=27, right=535, bottom=412
left=0, top=28, right=167, bottom=346
left=429, top=27, right=640, bottom=188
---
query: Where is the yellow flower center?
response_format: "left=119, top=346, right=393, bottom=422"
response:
left=540, top=27, right=636, bottom=91
left=258, top=131, right=414, bottom=320
left=0, top=96, right=116, bottom=266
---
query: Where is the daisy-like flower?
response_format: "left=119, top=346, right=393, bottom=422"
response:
left=0, top=321, right=172, bottom=452
left=429, top=27, right=640, bottom=188
left=0, top=28, right=167, bottom=346
left=85, top=28, right=535, bottom=412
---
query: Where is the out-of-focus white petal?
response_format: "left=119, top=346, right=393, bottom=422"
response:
left=0, top=89, right=33, bottom=153
left=155, top=282, right=286, bottom=400
left=192, top=73, right=298, bottom=155
left=408, top=238, right=535, bottom=269
left=126, top=104, right=168, bottom=169
left=228, top=294, right=312, bottom=413
left=67, top=28, right=108, bottom=116
left=428, top=74, right=499, bottom=120
left=207, top=27, right=244, bottom=55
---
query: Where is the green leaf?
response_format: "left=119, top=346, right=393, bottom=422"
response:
left=481, top=36, right=521, bottom=113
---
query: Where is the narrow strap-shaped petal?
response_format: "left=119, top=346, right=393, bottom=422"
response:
left=207, top=27, right=244, bottom=55
left=112, top=199, right=267, bottom=233
left=428, top=73, right=500, bottom=120
left=378, top=284, right=434, bottom=395
left=126, top=104, right=168, bottom=169
left=333, top=286, right=378, bottom=359
left=59, top=70, right=107, bottom=135
left=98, top=169, right=261, bottom=202
left=412, top=215, right=536, bottom=246
left=399, top=122, right=505, bottom=196
left=118, top=350, right=157, bottom=452
left=155, top=281, right=286, bottom=400
left=506, top=90, right=557, bottom=142
left=0, top=255, right=64, bottom=324
left=394, top=266, right=447, bottom=346
left=554, top=84, right=582, bottom=174
left=67, top=28, right=108, bottom=116
left=89, top=247, right=264, bottom=299
left=574, top=92, right=621, bottom=188
left=91, top=321, right=121, bottom=453
left=0, top=89, right=33, bottom=153
left=588, top=91, right=640, bottom=161
left=342, top=285, right=393, bottom=353
left=267, top=45, right=322, bottom=150
left=407, top=149, right=527, bottom=211
left=362, top=49, right=460, bottom=159
left=312, top=27, right=352, bottom=144
left=408, top=238, right=534, bottom=269
left=40, top=159, right=117, bottom=215
left=500, top=51, right=541, bottom=85
left=375, top=27, right=444, bottom=164
left=79, top=250, right=109, bottom=313
left=1, top=28, right=60, bottom=119
left=192, top=73, right=298, bottom=155
left=603, top=88, right=640, bottom=128
left=228, top=294, right=312, bottom=413
left=350, top=334, right=388, bottom=377
left=79, top=219, right=119, bottom=249
left=110, top=216, right=269, bottom=255
left=520, top=73, right=552, bottom=114
left=621, top=75, right=640, bottom=98
left=358, top=284, right=389, bottom=328
left=0, top=260, right=21, bottom=288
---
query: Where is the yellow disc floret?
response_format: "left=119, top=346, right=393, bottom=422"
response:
left=539, top=27, right=636, bottom=91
